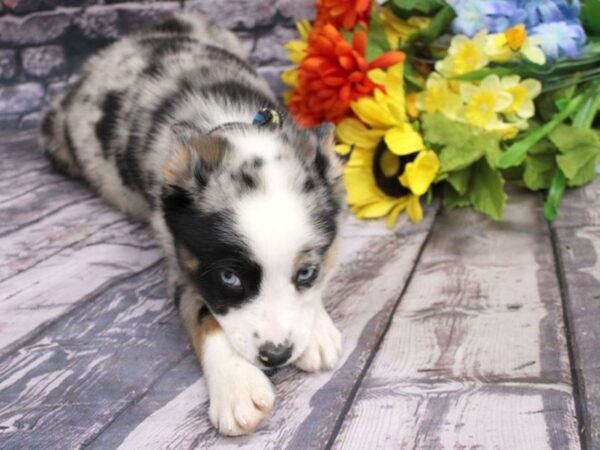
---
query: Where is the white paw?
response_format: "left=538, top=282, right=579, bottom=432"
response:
left=207, top=360, right=275, bottom=436
left=294, top=309, right=342, bottom=372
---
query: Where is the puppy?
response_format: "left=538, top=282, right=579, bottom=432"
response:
left=40, top=14, right=344, bottom=435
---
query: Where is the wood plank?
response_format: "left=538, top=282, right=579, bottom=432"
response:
left=78, top=206, right=440, bottom=449
left=0, top=130, right=161, bottom=356
left=551, top=177, right=600, bottom=447
left=0, top=263, right=191, bottom=450
left=332, top=189, right=580, bottom=449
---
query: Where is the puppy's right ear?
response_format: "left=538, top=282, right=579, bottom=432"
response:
left=162, top=122, right=228, bottom=187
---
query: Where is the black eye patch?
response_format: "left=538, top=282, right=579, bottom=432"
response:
left=162, top=187, right=262, bottom=315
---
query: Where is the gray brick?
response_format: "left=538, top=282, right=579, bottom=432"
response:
left=22, top=45, right=66, bottom=77
left=3, top=0, right=50, bottom=15
left=46, top=80, right=69, bottom=102
left=0, top=50, right=17, bottom=81
left=0, top=83, right=44, bottom=114
left=0, top=11, right=71, bottom=45
left=76, top=6, right=119, bottom=40
left=0, top=114, right=21, bottom=132
left=19, top=111, right=42, bottom=129
left=251, top=26, right=298, bottom=66
left=277, top=0, right=315, bottom=23
left=258, top=65, right=291, bottom=97
left=185, top=0, right=278, bottom=30
left=116, top=2, right=181, bottom=34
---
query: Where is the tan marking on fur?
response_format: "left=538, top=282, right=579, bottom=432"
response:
left=162, top=143, right=191, bottom=185
left=178, top=245, right=200, bottom=273
left=188, top=135, right=226, bottom=167
left=193, top=313, right=221, bottom=359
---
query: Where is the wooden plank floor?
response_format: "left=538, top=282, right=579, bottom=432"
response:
left=0, top=128, right=597, bottom=449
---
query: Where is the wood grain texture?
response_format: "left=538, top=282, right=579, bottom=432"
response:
left=333, top=188, right=580, bottom=449
left=0, top=262, right=191, bottom=449
left=552, top=177, right=600, bottom=447
left=0, top=130, right=161, bottom=356
left=87, top=206, right=440, bottom=449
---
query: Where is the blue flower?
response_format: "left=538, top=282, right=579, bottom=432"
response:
left=448, top=0, right=524, bottom=36
left=518, top=0, right=581, bottom=28
left=531, top=21, right=586, bottom=59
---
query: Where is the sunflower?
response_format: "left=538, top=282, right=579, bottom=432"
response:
left=336, top=63, right=440, bottom=226
left=287, top=24, right=405, bottom=126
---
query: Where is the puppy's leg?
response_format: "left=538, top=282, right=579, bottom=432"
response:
left=179, top=286, right=275, bottom=436
left=294, top=302, right=342, bottom=372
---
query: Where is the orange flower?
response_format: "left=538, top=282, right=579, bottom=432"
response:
left=289, top=24, right=405, bottom=126
left=315, top=0, right=371, bottom=31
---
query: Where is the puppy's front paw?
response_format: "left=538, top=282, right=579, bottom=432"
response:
left=294, top=310, right=342, bottom=372
left=208, top=360, right=275, bottom=436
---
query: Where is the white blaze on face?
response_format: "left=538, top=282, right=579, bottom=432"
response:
left=215, top=132, right=322, bottom=366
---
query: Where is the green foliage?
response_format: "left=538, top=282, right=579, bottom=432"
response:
left=544, top=170, right=567, bottom=220
left=549, top=124, right=600, bottom=187
left=422, top=113, right=507, bottom=219
left=389, top=0, right=446, bottom=19
left=497, top=93, right=586, bottom=168
left=582, top=0, right=600, bottom=35
left=405, top=5, right=456, bottom=45
left=365, top=2, right=391, bottom=60
left=469, top=159, right=507, bottom=220
left=524, top=154, right=556, bottom=190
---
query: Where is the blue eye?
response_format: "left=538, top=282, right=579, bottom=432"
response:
left=219, top=270, right=241, bottom=289
left=295, top=266, right=319, bottom=286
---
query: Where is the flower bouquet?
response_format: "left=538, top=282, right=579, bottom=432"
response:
left=282, top=0, right=600, bottom=226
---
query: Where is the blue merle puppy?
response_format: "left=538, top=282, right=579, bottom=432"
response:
left=40, top=14, right=344, bottom=435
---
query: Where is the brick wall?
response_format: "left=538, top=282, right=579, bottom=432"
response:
left=0, top=0, right=315, bottom=131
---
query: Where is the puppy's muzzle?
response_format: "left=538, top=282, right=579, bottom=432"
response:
left=258, top=341, right=293, bottom=367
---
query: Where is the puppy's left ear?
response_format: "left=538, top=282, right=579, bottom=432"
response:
left=163, top=122, right=228, bottom=187
left=309, top=122, right=336, bottom=159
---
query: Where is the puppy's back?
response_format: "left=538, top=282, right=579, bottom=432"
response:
left=40, top=14, right=273, bottom=219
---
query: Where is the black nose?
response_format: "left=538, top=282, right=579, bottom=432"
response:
left=258, top=342, right=293, bottom=367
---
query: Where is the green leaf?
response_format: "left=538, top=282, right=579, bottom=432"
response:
left=446, top=168, right=471, bottom=195
left=421, top=113, right=471, bottom=147
left=572, top=80, right=600, bottom=128
left=523, top=154, right=556, bottom=191
left=365, top=2, right=391, bottom=60
left=528, top=135, right=555, bottom=156
left=548, top=124, right=600, bottom=153
left=443, top=183, right=471, bottom=211
left=583, top=0, right=600, bottom=35
left=535, top=85, right=577, bottom=121
left=556, top=145, right=600, bottom=186
left=389, top=0, right=446, bottom=19
left=468, top=159, right=507, bottom=220
left=497, top=93, right=586, bottom=168
left=422, top=113, right=501, bottom=172
left=544, top=169, right=567, bottom=220
left=405, top=5, right=456, bottom=45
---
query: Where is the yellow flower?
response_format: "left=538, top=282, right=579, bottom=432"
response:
left=485, top=24, right=546, bottom=65
left=351, top=63, right=425, bottom=155
left=460, top=75, right=512, bottom=129
left=416, top=73, right=463, bottom=119
left=501, top=75, right=542, bottom=119
left=281, top=20, right=312, bottom=94
left=381, top=8, right=430, bottom=49
left=344, top=144, right=436, bottom=226
left=336, top=62, right=438, bottom=226
left=335, top=117, right=384, bottom=155
left=436, top=30, right=489, bottom=77
left=400, top=150, right=440, bottom=196
left=284, top=20, right=311, bottom=64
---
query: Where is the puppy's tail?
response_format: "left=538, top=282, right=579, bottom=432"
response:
left=39, top=96, right=82, bottom=179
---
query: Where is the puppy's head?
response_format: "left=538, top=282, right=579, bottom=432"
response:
left=162, top=118, right=343, bottom=368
